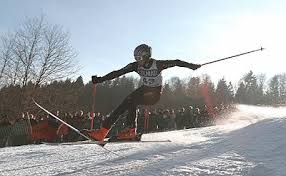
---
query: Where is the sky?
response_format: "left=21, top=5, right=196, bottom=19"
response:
left=0, top=0, right=286, bottom=86
left=1, top=105, right=286, bottom=175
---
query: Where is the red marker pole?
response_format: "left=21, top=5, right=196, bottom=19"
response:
left=91, top=83, right=96, bottom=130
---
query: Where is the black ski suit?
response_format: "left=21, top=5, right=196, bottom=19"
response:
left=94, top=58, right=200, bottom=129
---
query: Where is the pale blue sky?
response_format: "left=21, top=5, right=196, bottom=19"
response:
left=1, top=0, right=285, bottom=86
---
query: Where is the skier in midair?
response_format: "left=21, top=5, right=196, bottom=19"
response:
left=86, top=44, right=201, bottom=141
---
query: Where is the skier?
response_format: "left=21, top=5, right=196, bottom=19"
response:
left=86, top=44, right=201, bottom=141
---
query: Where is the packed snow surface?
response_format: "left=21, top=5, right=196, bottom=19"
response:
left=1, top=104, right=286, bottom=176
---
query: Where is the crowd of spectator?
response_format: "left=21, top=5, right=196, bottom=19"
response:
left=0, top=104, right=236, bottom=147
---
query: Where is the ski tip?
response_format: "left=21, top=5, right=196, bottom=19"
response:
left=98, top=142, right=107, bottom=147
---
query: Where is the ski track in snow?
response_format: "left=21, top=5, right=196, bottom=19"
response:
left=1, top=104, right=286, bottom=176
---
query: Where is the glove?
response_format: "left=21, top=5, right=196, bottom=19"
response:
left=91, top=75, right=102, bottom=84
left=191, top=64, right=201, bottom=70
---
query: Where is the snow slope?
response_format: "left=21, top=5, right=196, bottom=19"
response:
left=1, top=105, right=286, bottom=176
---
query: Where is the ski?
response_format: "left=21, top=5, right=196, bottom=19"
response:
left=33, top=99, right=107, bottom=147
left=42, top=140, right=107, bottom=147
left=105, top=133, right=171, bottom=144
left=104, top=139, right=171, bottom=145
left=108, top=133, right=143, bottom=142
left=43, top=139, right=171, bottom=147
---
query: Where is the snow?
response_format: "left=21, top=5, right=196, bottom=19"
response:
left=1, top=104, right=286, bottom=176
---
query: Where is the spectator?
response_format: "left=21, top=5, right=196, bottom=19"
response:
left=168, top=109, right=177, bottom=130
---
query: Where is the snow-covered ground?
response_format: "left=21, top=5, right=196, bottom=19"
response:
left=1, top=104, right=286, bottom=176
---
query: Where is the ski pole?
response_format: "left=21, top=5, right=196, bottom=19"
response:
left=201, top=47, right=264, bottom=66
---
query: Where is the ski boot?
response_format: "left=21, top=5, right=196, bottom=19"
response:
left=108, top=128, right=142, bottom=142
left=82, top=127, right=109, bottom=141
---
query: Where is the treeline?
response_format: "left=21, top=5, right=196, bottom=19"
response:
left=2, top=15, right=285, bottom=120
left=1, top=70, right=286, bottom=119
left=236, top=71, right=286, bottom=105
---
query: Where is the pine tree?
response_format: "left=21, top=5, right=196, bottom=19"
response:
left=227, top=81, right=235, bottom=103
left=243, top=71, right=259, bottom=104
left=278, top=74, right=286, bottom=104
left=186, top=77, right=201, bottom=100
left=235, top=82, right=246, bottom=103
left=216, top=78, right=232, bottom=105
left=266, top=75, right=279, bottom=104
left=169, top=77, right=185, bottom=107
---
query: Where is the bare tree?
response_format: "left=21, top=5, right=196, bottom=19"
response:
left=0, top=15, right=78, bottom=88
left=33, top=24, right=77, bottom=87
left=0, top=15, right=78, bottom=113
left=0, top=34, right=14, bottom=87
